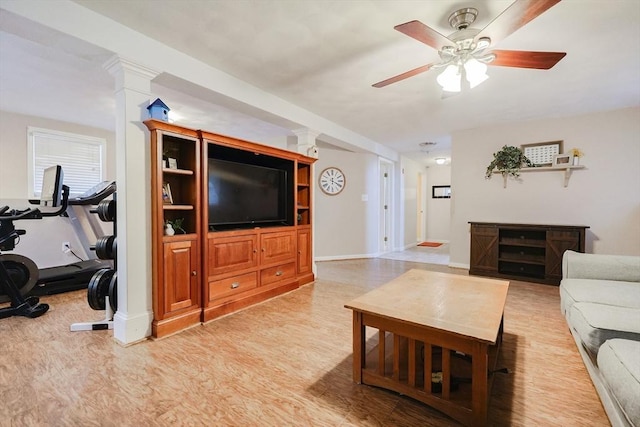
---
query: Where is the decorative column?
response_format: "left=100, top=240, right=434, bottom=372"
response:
left=104, top=55, right=158, bottom=345
left=292, top=128, right=320, bottom=158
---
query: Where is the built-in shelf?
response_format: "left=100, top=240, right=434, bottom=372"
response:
left=494, top=165, right=585, bottom=188
left=163, top=204, right=194, bottom=211
left=163, top=168, right=194, bottom=176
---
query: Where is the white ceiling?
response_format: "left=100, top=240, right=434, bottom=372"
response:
left=1, top=1, right=639, bottom=164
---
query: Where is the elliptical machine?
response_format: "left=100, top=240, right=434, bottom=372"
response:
left=0, top=165, right=69, bottom=319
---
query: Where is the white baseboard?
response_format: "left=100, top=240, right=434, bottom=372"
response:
left=448, top=262, right=469, bottom=270
left=315, top=253, right=379, bottom=262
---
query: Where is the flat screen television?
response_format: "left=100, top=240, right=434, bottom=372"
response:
left=208, top=158, right=291, bottom=229
left=40, top=165, right=64, bottom=207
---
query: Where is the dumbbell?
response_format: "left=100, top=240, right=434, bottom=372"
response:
left=108, top=271, right=117, bottom=312
left=91, top=235, right=117, bottom=260
left=87, top=268, right=114, bottom=310
left=90, top=199, right=116, bottom=222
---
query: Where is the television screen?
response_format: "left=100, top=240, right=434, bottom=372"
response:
left=208, top=158, right=289, bottom=228
left=40, top=165, right=63, bottom=207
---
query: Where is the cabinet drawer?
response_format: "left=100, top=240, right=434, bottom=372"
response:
left=260, top=262, right=296, bottom=286
left=208, top=272, right=258, bottom=302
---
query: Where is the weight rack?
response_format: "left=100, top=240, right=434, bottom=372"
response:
left=71, top=193, right=117, bottom=331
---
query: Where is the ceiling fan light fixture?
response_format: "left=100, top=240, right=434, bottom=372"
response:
left=476, top=37, right=491, bottom=50
left=464, top=58, right=489, bottom=88
left=436, top=64, right=461, bottom=92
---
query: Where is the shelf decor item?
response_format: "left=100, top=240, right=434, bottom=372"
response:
left=485, top=145, right=535, bottom=179
left=553, top=153, right=572, bottom=167
left=568, top=148, right=584, bottom=166
left=162, top=183, right=173, bottom=204
left=147, top=98, right=170, bottom=121
left=165, top=218, right=185, bottom=235
left=164, top=222, right=175, bottom=236
left=521, top=141, right=563, bottom=166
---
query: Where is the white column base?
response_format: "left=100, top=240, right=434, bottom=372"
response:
left=113, top=309, right=154, bottom=345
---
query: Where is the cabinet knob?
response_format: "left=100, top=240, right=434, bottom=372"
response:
left=231, top=282, right=240, bottom=289
left=253, top=249, right=257, bottom=253
left=262, top=248, right=265, bottom=252
left=192, top=271, right=197, bottom=276
left=275, top=271, right=283, bottom=276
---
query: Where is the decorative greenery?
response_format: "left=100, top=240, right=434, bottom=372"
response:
left=485, top=145, right=535, bottom=179
left=568, top=148, right=584, bottom=158
left=165, top=218, right=186, bottom=234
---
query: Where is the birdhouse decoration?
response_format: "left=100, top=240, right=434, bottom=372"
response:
left=147, top=98, right=170, bottom=121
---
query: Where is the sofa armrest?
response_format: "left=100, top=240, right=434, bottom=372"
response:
left=562, top=250, right=640, bottom=282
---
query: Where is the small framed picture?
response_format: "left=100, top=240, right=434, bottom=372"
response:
left=162, top=183, right=173, bottom=204
left=432, top=185, right=451, bottom=199
left=167, top=158, right=178, bottom=169
left=553, top=154, right=572, bottom=167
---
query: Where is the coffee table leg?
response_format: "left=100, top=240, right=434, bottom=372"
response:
left=471, top=342, right=489, bottom=426
left=353, top=311, right=365, bottom=384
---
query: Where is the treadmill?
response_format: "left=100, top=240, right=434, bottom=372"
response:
left=29, top=181, right=116, bottom=296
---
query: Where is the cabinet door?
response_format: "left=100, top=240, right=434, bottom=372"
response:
left=297, top=228, right=312, bottom=275
left=260, top=230, right=296, bottom=266
left=163, top=239, right=199, bottom=316
left=546, top=230, right=580, bottom=279
left=208, top=234, right=258, bottom=277
left=470, top=225, right=498, bottom=273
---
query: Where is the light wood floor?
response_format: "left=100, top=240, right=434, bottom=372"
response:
left=1, top=259, right=609, bottom=426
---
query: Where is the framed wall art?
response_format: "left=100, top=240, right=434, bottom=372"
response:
left=521, top=140, right=563, bottom=166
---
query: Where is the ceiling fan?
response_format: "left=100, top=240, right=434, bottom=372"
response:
left=372, top=0, right=566, bottom=92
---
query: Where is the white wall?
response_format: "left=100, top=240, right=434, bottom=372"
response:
left=314, top=147, right=380, bottom=259
left=0, top=110, right=116, bottom=268
left=426, top=164, right=451, bottom=242
left=450, top=107, right=640, bottom=268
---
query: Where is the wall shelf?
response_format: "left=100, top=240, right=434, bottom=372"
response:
left=494, top=165, right=585, bottom=188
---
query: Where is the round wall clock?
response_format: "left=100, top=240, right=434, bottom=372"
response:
left=319, top=167, right=345, bottom=195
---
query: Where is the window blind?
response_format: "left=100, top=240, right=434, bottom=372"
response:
left=28, top=127, right=105, bottom=197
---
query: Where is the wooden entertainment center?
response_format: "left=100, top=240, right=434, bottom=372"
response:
left=469, top=222, right=589, bottom=285
left=146, top=120, right=316, bottom=338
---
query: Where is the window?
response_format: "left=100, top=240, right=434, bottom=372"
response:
left=28, top=127, right=106, bottom=197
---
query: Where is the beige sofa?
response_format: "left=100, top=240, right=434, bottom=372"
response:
left=560, top=250, right=640, bottom=427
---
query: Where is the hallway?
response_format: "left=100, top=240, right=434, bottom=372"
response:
left=378, top=243, right=450, bottom=266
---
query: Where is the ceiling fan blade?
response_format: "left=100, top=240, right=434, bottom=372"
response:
left=394, top=20, right=453, bottom=50
left=372, top=64, right=434, bottom=88
left=476, top=0, right=562, bottom=47
left=489, top=50, right=566, bottom=69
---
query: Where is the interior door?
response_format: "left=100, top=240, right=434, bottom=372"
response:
left=379, top=160, right=392, bottom=253
left=417, top=172, right=424, bottom=243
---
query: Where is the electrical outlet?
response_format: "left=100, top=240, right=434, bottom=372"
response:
left=62, top=242, right=71, bottom=253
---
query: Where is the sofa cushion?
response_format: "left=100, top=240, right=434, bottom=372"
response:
left=560, top=278, right=640, bottom=316
left=563, top=250, right=640, bottom=282
left=569, top=302, right=640, bottom=354
left=598, top=339, right=640, bottom=426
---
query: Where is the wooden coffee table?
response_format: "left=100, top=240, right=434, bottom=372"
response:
left=345, top=270, right=509, bottom=427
